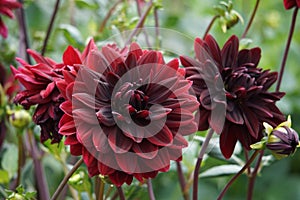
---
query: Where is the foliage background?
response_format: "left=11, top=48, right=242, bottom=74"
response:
left=1, top=0, right=300, bottom=199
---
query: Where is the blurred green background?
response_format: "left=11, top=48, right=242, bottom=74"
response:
left=1, top=0, right=300, bottom=199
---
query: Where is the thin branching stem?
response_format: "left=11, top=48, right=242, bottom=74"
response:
left=99, top=0, right=123, bottom=33
left=51, top=158, right=84, bottom=200
left=276, top=8, right=298, bottom=92
left=41, top=0, right=61, bottom=55
left=203, top=15, right=219, bottom=39
left=241, top=0, right=261, bottom=39
left=117, top=187, right=126, bottom=200
left=217, top=150, right=260, bottom=200
left=176, top=161, right=189, bottom=200
left=147, top=179, right=156, bottom=200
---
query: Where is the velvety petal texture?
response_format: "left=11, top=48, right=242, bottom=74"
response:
left=181, top=34, right=285, bottom=159
left=283, top=0, right=300, bottom=9
left=0, top=0, right=21, bottom=38
left=11, top=39, right=97, bottom=143
left=57, top=43, right=199, bottom=186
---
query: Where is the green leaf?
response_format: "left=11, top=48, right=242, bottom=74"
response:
left=75, top=0, right=99, bottom=9
left=199, top=164, right=243, bottom=178
left=0, top=170, right=9, bottom=184
left=1, top=144, right=18, bottom=178
left=58, top=24, right=84, bottom=47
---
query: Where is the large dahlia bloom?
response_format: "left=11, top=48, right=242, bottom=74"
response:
left=11, top=40, right=96, bottom=143
left=283, top=0, right=300, bottom=9
left=0, top=0, right=21, bottom=38
left=180, top=35, right=285, bottom=158
left=57, top=43, right=199, bottom=186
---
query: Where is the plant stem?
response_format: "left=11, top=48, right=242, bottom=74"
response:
left=125, top=0, right=153, bottom=46
left=147, top=178, right=156, bottom=200
left=117, top=186, right=126, bottom=200
left=96, top=176, right=105, bottom=200
left=50, top=158, right=84, bottom=200
left=247, top=150, right=264, bottom=200
left=193, top=129, right=214, bottom=200
left=99, top=0, right=123, bottom=33
left=16, top=0, right=32, bottom=64
left=16, top=133, right=24, bottom=187
left=241, top=0, right=261, bottom=39
left=176, top=161, right=189, bottom=200
left=26, top=130, right=50, bottom=200
left=135, top=0, right=151, bottom=48
left=244, top=148, right=251, bottom=175
left=276, top=7, right=298, bottom=92
left=41, top=0, right=61, bottom=55
left=203, top=15, right=219, bottom=39
left=217, top=150, right=260, bottom=200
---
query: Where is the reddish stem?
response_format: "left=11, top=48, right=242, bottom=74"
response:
left=176, top=161, right=189, bottom=200
left=241, top=0, right=261, bottom=39
left=203, top=15, right=219, bottom=39
left=276, top=8, right=298, bottom=92
left=99, top=0, right=123, bottom=33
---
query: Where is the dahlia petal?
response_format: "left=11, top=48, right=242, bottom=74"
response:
left=108, top=127, right=133, bottom=153
left=180, top=55, right=201, bottom=68
left=98, top=162, right=115, bottom=175
left=226, top=103, right=244, bottom=124
left=221, top=35, right=239, bottom=68
left=59, top=115, right=76, bottom=136
left=172, top=134, right=188, bottom=149
left=220, top=124, right=238, bottom=159
left=132, top=140, right=158, bottom=159
left=81, top=39, right=97, bottom=61
left=85, top=50, right=110, bottom=74
left=69, top=143, right=83, bottom=156
left=129, top=42, right=143, bottom=59
left=284, top=0, right=297, bottom=9
left=60, top=101, right=73, bottom=116
left=92, top=127, right=110, bottom=153
left=116, top=153, right=137, bottom=173
left=237, top=48, right=261, bottom=67
left=109, top=171, right=133, bottom=186
left=73, top=108, right=99, bottom=125
left=242, top=106, right=260, bottom=138
left=166, top=58, right=179, bottom=71
left=137, top=51, right=161, bottom=66
left=40, top=81, right=55, bottom=98
left=147, top=125, right=173, bottom=146
left=27, top=49, right=56, bottom=66
left=96, top=106, right=115, bottom=126
left=125, top=52, right=137, bottom=70
left=102, top=46, right=124, bottom=70
left=64, top=135, right=80, bottom=145
left=63, top=46, right=82, bottom=65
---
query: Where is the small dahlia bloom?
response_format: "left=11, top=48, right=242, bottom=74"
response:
left=11, top=39, right=97, bottom=143
left=283, top=0, right=300, bottom=9
left=180, top=35, right=285, bottom=158
left=251, top=116, right=300, bottom=159
left=57, top=43, right=199, bottom=186
left=0, top=0, right=21, bottom=38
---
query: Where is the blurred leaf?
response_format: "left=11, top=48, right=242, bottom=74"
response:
left=58, top=24, right=84, bottom=48
left=1, top=144, right=18, bottom=178
left=0, top=170, right=9, bottom=184
left=200, top=164, right=243, bottom=178
left=75, top=0, right=99, bottom=9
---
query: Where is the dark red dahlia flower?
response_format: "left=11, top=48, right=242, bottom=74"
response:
left=283, top=0, right=300, bottom=9
left=0, top=0, right=21, bottom=38
left=11, top=39, right=97, bottom=143
left=180, top=35, right=285, bottom=159
left=57, top=43, right=199, bottom=186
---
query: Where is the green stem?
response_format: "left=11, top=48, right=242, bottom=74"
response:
left=193, top=129, right=214, bottom=200
left=241, top=0, right=261, bottom=39
left=96, top=177, right=105, bottom=200
left=50, top=158, right=83, bottom=200
left=16, top=133, right=23, bottom=187
left=217, top=150, right=260, bottom=200
left=276, top=7, right=298, bottom=92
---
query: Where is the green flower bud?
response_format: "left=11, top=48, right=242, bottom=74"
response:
left=9, top=110, right=31, bottom=129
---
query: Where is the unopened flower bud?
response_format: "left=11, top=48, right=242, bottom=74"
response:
left=266, top=126, right=300, bottom=159
left=251, top=116, right=300, bottom=159
left=9, top=110, right=31, bottom=129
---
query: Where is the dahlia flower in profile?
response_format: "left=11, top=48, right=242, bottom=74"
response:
left=180, top=34, right=285, bottom=159
left=0, top=0, right=21, bottom=38
left=283, top=0, right=300, bottom=9
left=57, top=42, right=199, bottom=186
left=11, top=39, right=97, bottom=143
